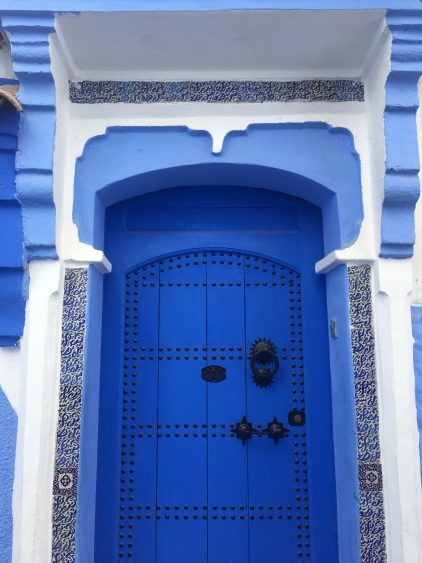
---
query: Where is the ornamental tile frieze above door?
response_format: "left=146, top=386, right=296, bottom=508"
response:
left=69, top=79, right=364, bottom=104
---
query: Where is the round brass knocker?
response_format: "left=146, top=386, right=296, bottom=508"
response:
left=250, top=338, right=279, bottom=388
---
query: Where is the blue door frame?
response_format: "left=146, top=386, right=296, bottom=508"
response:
left=95, top=186, right=338, bottom=562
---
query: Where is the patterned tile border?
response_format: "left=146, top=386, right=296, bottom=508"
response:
left=69, top=79, right=364, bottom=104
left=348, top=264, right=386, bottom=563
left=51, top=264, right=386, bottom=561
left=52, top=268, right=88, bottom=563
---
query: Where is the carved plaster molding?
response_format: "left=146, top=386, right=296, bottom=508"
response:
left=381, top=10, right=422, bottom=259
left=2, top=12, right=56, bottom=260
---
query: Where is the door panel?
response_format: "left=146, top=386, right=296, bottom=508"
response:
left=156, top=256, right=207, bottom=563
left=207, top=253, right=248, bottom=563
left=96, top=186, right=338, bottom=563
left=245, top=258, right=303, bottom=563
left=124, top=263, right=159, bottom=563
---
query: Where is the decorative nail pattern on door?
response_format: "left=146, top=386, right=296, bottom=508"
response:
left=115, top=251, right=312, bottom=563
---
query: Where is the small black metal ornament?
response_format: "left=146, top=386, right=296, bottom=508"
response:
left=250, top=338, right=279, bottom=387
left=288, top=409, right=305, bottom=426
left=262, top=416, right=289, bottom=444
left=202, top=365, right=226, bottom=383
left=234, top=416, right=256, bottom=445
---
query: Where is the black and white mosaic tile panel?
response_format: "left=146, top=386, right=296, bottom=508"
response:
left=52, top=268, right=88, bottom=563
left=51, top=264, right=385, bottom=561
left=348, top=264, right=386, bottom=563
left=69, top=79, right=364, bottom=104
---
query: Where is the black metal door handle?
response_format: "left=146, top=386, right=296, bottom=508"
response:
left=250, top=339, right=279, bottom=387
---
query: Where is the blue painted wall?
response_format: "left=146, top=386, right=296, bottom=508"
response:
left=0, top=98, right=25, bottom=347
left=0, top=388, right=17, bottom=563
left=381, top=11, right=422, bottom=259
left=1, top=14, right=57, bottom=264
left=411, top=305, right=422, bottom=482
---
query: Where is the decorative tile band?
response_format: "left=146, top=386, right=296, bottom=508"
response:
left=52, top=268, right=88, bottom=563
left=69, top=79, right=364, bottom=104
left=348, top=265, right=386, bottom=563
left=51, top=264, right=385, bottom=561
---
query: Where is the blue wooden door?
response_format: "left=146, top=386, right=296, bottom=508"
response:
left=96, top=187, right=338, bottom=563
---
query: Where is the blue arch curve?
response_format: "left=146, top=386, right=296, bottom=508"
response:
left=74, top=123, right=363, bottom=255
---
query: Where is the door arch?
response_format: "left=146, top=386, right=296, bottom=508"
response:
left=95, top=186, right=338, bottom=562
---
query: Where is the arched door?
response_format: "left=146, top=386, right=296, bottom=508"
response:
left=96, top=187, right=338, bottom=563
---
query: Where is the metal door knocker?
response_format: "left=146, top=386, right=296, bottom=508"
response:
left=250, top=338, right=279, bottom=387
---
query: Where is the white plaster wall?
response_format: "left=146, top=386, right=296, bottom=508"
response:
left=12, top=261, right=63, bottom=563
left=375, top=259, right=422, bottom=562
left=55, top=11, right=384, bottom=82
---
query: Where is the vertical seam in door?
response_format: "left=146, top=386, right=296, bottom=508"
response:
left=154, top=265, right=161, bottom=563
left=243, top=256, right=251, bottom=563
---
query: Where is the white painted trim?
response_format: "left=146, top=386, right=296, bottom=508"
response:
left=315, top=250, right=375, bottom=274
left=374, top=259, right=422, bottom=563
left=63, top=257, right=112, bottom=274
left=12, top=261, right=63, bottom=563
